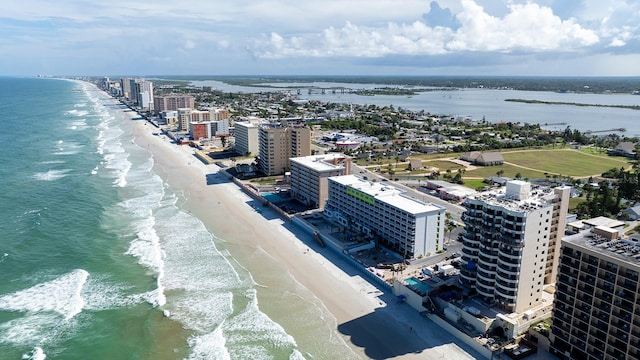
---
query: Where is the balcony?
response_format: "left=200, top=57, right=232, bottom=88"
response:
left=496, top=270, right=519, bottom=282
left=614, top=310, right=632, bottom=322
left=476, top=285, right=494, bottom=298
left=495, top=277, right=517, bottom=291
left=622, top=270, right=639, bottom=282
left=598, top=270, right=617, bottom=283
left=495, top=285, right=517, bottom=300
left=597, top=281, right=615, bottom=294
left=617, top=278, right=638, bottom=292
left=577, top=284, right=594, bottom=294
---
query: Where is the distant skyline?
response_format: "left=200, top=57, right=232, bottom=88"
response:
left=3, top=0, right=640, bottom=77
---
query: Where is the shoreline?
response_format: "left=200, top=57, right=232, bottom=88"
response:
left=105, top=89, right=479, bottom=358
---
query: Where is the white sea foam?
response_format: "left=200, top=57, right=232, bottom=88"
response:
left=187, top=325, right=231, bottom=360
left=0, top=314, right=65, bottom=346
left=80, top=274, right=149, bottom=311
left=32, top=169, right=72, bottom=181
left=91, top=166, right=98, bottom=175
left=124, top=206, right=166, bottom=307
left=101, top=134, right=130, bottom=187
left=68, top=119, right=88, bottom=130
left=0, top=269, right=88, bottom=320
left=224, top=289, right=297, bottom=350
left=96, top=129, right=105, bottom=155
left=40, top=160, right=65, bottom=165
left=289, top=349, right=306, bottom=360
left=74, top=102, right=87, bottom=108
left=22, top=347, right=47, bottom=360
left=66, top=109, right=88, bottom=117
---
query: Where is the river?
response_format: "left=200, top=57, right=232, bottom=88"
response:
left=189, top=80, right=640, bottom=137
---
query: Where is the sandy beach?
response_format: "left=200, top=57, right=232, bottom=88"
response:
left=119, top=98, right=479, bottom=359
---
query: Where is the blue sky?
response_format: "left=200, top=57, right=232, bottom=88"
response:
left=2, top=0, right=639, bottom=76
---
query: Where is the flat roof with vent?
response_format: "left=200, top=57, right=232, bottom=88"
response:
left=330, top=175, right=443, bottom=215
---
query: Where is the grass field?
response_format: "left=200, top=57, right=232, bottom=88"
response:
left=500, top=149, right=631, bottom=177
left=464, top=163, right=548, bottom=180
left=462, top=148, right=633, bottom=181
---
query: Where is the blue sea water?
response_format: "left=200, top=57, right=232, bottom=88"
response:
left=0, top=78, right=319, bottom=360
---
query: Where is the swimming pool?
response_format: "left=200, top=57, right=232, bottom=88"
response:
left=262, top=192, right=285, bottom=203
left=405, top=277, right=431, bottom=293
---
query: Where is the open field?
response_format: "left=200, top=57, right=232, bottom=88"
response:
left=362, top=148, right=633, bottom=184
left=464, top=163, right=547, bottom=180
left=464, top=149, right=632, bottom=180
left=500, top=149, right=632, bottom=177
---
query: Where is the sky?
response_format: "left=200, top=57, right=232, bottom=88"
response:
left=2, top=0, right=640, bottom=76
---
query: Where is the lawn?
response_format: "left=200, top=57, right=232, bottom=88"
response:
left=423, top=160, right=466, bottom=172
left=500, top=149, right=631, bottom=177
left=464, top=163, right=547, bottom=180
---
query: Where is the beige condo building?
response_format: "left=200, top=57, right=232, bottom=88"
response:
left=258, top=123, right=311, bottom=176
left=290, top=153, right=351, bottom=209
left=153, top=94, right=194, bottom=114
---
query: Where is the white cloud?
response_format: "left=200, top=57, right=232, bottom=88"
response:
left=0, top=0, right=638, bottom=75
left=251, top=0, right=599, bottom=58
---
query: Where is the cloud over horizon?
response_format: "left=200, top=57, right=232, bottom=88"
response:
left=1, top=0, right=639, bottom=76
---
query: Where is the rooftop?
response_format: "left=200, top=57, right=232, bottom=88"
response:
left=468, top=182, right=561, bottom=213
left=290, top=153, right=349, bottom=172
left=564, top=230, right=640, bottom=268
left=330, top=175, right=444, bottom=215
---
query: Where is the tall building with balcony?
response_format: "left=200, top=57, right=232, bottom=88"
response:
left=459, top=180, right=570, bottom=313
left=258, top=123, right=311, bottom=176
left=324, top=175, right=446, bottom=258
left=290, top=153, right=351, bottom=209
left=550, top=229, right=640, bottom=360
left=234, top=121, right=259, bottom=157
left=120, top=77, right=132, bottom=100
left=153, top=94, right=194, bottom=113
left=127, top=79, right=153, bottom=110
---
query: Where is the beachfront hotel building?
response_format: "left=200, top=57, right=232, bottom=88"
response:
left=459, top=180, right=570, bottom=313
left=290, top=153, right=352, bottom=209
left=258, top=122, right=311, bottom=176
left=177, top=108, right=230, bottom=132
left=120, top=77, right=132, bottom=100
left=189, top=120, right=230, bottom=141
left=127, top=79, right=154, bottom=110
left=324, top=175, right=446, bottom=258
left=549, top=229, right=640, bottom=360
left=234, top=121, right=259, bottom=157
left=153, top=94, right=195, bottom=114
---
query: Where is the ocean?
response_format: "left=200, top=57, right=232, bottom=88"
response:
left=0, top=78, right=357, bottom=360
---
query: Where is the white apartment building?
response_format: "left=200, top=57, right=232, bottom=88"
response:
left=459, top=180, right=570, bottom=313
left=127, top=79, right=153, bottom=110
left=290, top=153, right=352, bottom=209
left=234, top=121, right=259, bottom=156
left=324, top=175, right=446, bottom=258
